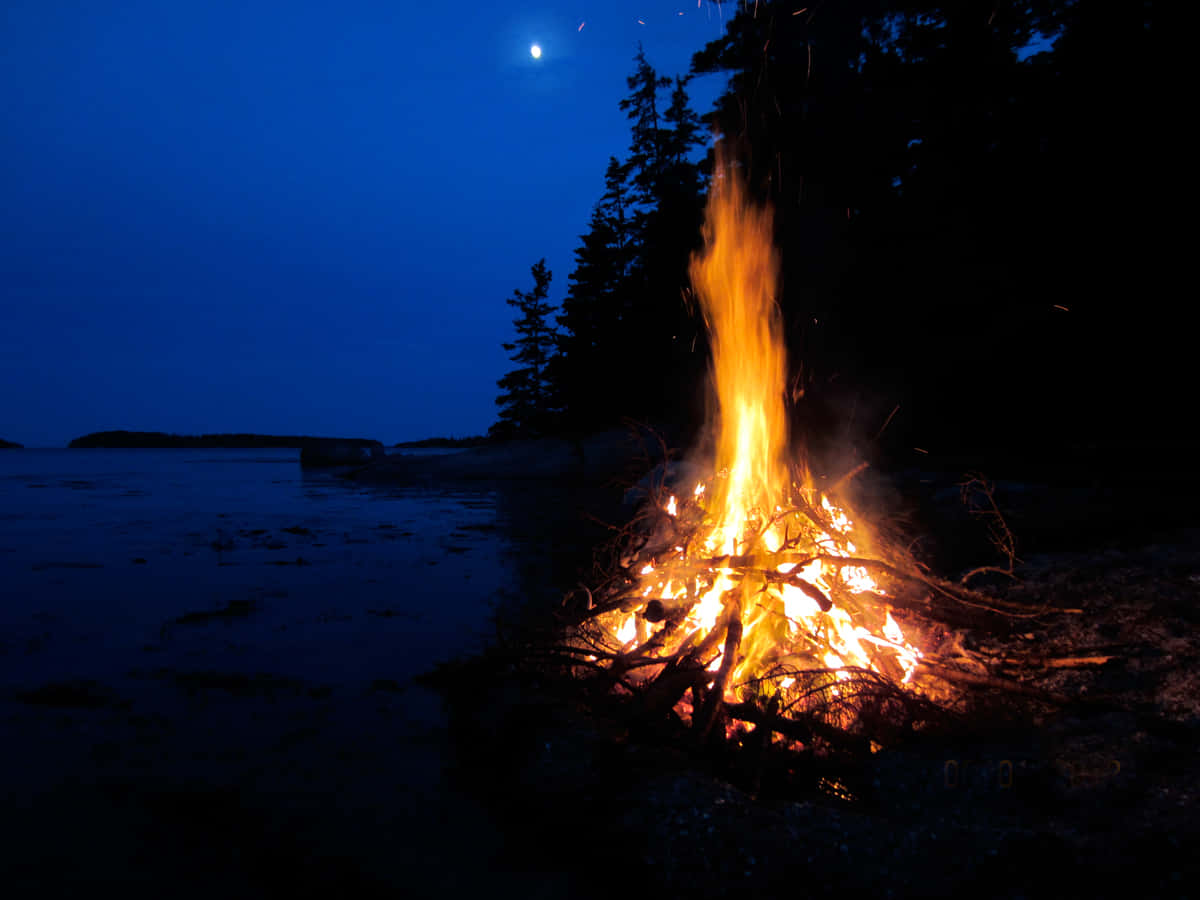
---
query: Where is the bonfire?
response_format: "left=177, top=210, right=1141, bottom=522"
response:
left=559, top=148, right=1020, bottom=752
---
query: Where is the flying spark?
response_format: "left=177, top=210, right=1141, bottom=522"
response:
left=875, top=404, right=900, bottom=440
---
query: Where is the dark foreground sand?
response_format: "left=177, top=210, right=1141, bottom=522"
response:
left=2, top=676, right=601, bottom=898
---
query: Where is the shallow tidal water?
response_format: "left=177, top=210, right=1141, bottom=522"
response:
left=0, top=448, right=516, bottom=689
left=0, top=448, right=610, bottom=897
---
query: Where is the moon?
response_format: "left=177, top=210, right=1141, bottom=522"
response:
left=530, top=44, right=542, bottom=59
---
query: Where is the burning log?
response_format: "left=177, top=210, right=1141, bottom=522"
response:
left=694, top=602, right=743, bottom=742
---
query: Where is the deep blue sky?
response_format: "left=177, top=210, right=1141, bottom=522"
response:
left=1, top=1, right=730, bottom=447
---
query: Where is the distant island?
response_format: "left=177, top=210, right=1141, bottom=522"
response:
left=393, top=435, right=489, bottom=449
left=0, top=438, right=22, bottom=449
left=68, top=430, right=382, bottom=450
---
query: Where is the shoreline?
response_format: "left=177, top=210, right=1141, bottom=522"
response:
left=345, top=427, right=675, bottom=487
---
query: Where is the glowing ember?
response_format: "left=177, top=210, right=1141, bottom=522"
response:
left=590, top=146, right=922, bottom=727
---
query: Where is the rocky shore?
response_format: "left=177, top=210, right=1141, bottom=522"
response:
left=346, top=427, right=678, bottom=488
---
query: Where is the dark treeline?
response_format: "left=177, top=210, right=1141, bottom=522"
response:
left=0, top=438, right=22, bottom=449
left=69, top=431, right=382, bottom=449
left=496, top=0, right=1171, bottom=469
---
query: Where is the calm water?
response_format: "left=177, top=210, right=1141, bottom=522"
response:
left=0, top=448, right=612, bottom=895
left=0, top=448, right=533, bottom=691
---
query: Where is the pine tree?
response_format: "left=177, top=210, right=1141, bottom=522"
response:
left=619, top=44, right=672, bottom=209
left=662, top=75, right=705, bottom=169
left=491, top=259, right=557, bottom=439
left=553, top=50, right=709, bottom=430
left=619, top=54, right=708, bottom=421
left=642, top=73, right=708, bottom=420
left=554, top=158, right=638, bottom=427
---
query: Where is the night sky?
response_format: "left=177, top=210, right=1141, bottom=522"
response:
left=1, top=1, right=729, bottom=447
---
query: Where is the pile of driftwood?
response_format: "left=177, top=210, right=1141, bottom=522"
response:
left=536, top=464, right=1102, bottom=778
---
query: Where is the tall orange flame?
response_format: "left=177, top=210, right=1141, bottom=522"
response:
left=691, top=152, right=789, bottom=555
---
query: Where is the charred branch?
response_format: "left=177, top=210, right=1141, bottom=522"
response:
left=694, top=599, right=744, bottom=742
